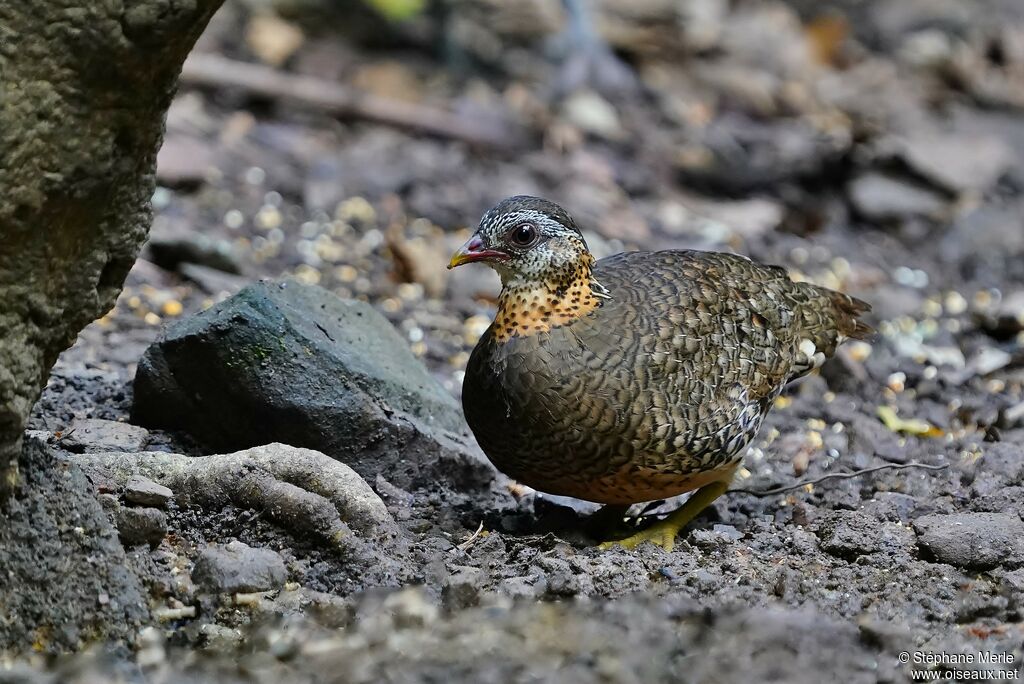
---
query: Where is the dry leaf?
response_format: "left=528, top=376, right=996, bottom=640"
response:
left=877, top=406, right=944, bottom=438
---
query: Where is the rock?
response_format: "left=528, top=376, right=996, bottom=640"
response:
left=235, top=443, right=394, bottom=538
left=124, top=475, right=173, bottom=508
left=133, top=280, right=492, bottom=491
left=1002, top=401, right=1024, bottom=429
left=978, top=289, right=1024, bottom=336
left=179, top=263, right=251, bottom=297
left=1001, top=568, right=1024, bottom=597
left=145, top=228, right=242, bottom=275
left=676, top=195, right=784, bottom=241
left=817, top=510, right=916, bottom=560
left=24, top=429, right=52, bottom=444
left=944, top=203, right=1024, bottom=264
left=60, top=418, right=150, bottom=453
left=675, top=114, right=848, bottom=194
left=866, top=492, right=920, bottom=524
left=895, top=133, right=1014, bottom=194
left=846, top=412, right=916, bottom=464
left=847, top=172, right=946, bottom=222
left=442, top=566, right=485, bottom=611
left=969, top=443, right=1024, bottom=497
left=192, top=541, right=287, bottom=594
left=535, top=557, right=580, bottom=597
left=499, top=576, right=541, bottom=600
left=561, top=90, right=624, bottom=140
left=197, top=623, right=245, bottom=651
left=0, top=440, right=150, bottom=654
left=258, top=586, right=352, bottom=627
left=691, top=525, right=744, bottom=552
left=115, top=507, right=168, bottom=548
left=913, top=513, right=1024, bottom=570
left=379, top=588, right=439, bottom=629
left=156, top=134, right=215, bottom=188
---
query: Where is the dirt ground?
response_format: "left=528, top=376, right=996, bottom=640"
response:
left=3, top=0, right=1024, bottom=681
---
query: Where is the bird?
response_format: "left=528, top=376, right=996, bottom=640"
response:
left=448, top=196, right=871, bottom=550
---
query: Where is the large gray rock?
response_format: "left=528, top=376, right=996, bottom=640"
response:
left=133, top=281, right=493, bottom=491
left=0, top=0, right=224, bottom=496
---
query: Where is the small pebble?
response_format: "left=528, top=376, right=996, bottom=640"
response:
left=192, top=541, right=288, bottom=595
left=116, top=507, right=168, bottom=548
left=124, top=475, right=173, bottom=508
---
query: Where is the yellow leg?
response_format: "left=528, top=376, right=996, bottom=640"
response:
left=599, top=479, right=731, bottom=552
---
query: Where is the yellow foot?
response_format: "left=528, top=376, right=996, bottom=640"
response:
left=599, top=517, right=684, bottom=551
left=598, top=478, right=732, bottom=552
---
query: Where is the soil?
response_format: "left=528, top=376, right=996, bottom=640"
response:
left=3, top=0, right=1024, bottom=681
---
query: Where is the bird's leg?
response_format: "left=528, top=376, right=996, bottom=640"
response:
left=599, top=478, right=732, bottom=552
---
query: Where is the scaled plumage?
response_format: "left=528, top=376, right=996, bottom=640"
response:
left=450, top=196, right=871, bottom=545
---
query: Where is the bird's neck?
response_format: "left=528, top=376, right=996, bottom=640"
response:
left=491, top=255, right=604, bottom=343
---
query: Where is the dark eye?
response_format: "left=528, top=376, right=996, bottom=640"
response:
left=509, top=223, right=538, bottom=247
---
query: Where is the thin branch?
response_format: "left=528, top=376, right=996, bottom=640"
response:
left=729, top=462, right=950, bottom=498
left=180, top=53, right=527, bottom=149
left=456, top=520, right=485, bottom=551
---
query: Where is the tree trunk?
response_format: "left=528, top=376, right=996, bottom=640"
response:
left=0, top=0, right=225, bottom=496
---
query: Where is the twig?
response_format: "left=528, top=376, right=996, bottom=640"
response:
left=456, top=521, right=485, bottom=551
left=154, top=605, right=197, bottom=621
left=235, top=591, right=274, bottom=606
left=730, top=462, right=949, bottom=498
left=180, top=53, right=526, bottom=149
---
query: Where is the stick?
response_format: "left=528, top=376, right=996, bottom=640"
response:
left=729, top=462, right=949, bottom=498
left=456, top=521, right=485, bottom=551
left=180, top=53, right=526, bottom=149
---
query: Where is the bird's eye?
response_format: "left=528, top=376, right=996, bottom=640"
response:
left=509, top=223, right=538, bottom=247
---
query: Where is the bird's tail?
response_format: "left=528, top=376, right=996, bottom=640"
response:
left=822, top=288, right=874, bottom=341
left=787, top=284, right=873, bottom=379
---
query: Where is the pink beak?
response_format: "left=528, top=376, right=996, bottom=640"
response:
left=447, top=235, right=510, bottom=269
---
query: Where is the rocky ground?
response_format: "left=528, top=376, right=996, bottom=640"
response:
left=3, top=0, right=1024, bottom=681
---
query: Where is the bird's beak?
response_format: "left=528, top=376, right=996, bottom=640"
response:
left=447, top=235, right=510, bottom=269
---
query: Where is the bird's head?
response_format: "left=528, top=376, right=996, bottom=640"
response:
left=448, top=196, right=591, bottom=288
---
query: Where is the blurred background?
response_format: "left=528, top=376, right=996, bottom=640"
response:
left=62, top=0, right=1021, bottom=405
left=46, top=0, right=1017, bottom=405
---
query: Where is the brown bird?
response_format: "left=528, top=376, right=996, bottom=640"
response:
left=449, top=196, right=871, bottom=550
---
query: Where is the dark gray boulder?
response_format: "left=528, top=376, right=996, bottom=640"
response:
left=132, top=280, right=493, bottom=491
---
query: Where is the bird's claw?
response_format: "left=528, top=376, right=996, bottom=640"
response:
left=599, top=519, right=679, bottom=552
